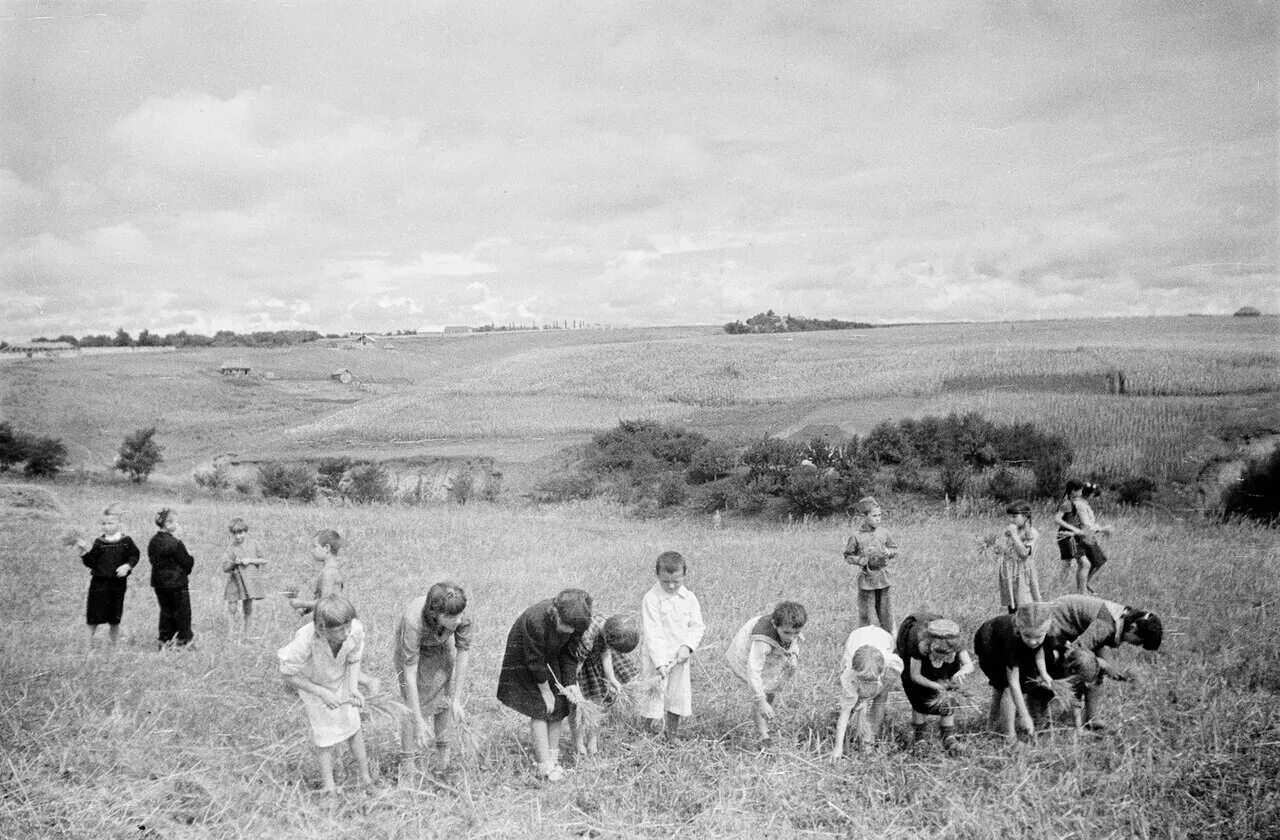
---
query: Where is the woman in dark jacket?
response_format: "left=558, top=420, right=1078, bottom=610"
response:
left=148, top=508, right=195, bottom=648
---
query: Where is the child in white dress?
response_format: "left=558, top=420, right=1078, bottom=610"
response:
left=638, top=551, right=706, bottom=741
left=278, top=595, right=372, bottom=794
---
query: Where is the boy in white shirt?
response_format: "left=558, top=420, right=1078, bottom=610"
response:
left=638, top=551, right=706, bottom=741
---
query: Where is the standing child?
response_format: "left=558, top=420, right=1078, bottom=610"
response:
left=75, top=504, right=141, bottom=650
left=394, top=581, right=473, bottom=776
left=278, top=595, right=372, bottom=795
left=1075, top=482, right=1112, bottom=592
left=222, top=518, right=266, bottom=637
left=496, top=589, right=592, bottom=782
left=725, top=602, right=807, bottom=749
left=895, top=612, right=975, bottom=755
left=831, top=624, right=903, bottom=760
left=638, top=551, right=706, bottom=742
left=843, top=496, right=898, bottom=633
left=288, top=529, right=344, bottom=617
left=148, top=509, right=196, bottom=649
left=571, top=613, right=640, bottom=757
left=997, top=501, right=1042, bottom=613
left=974, top=603, right=1056, bottom=742
left=1055, top=480, right=1110, bottom=594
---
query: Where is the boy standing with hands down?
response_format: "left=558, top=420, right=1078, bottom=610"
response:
left=844, top=496, right=898, bottom=634
left=639, top=551, right=706, bottom=742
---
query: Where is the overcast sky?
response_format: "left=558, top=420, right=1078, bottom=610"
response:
left=1, top=1, right=1275, bottom=339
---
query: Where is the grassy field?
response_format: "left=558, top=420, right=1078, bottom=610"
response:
left=1, top=486, right=1277, bottom=839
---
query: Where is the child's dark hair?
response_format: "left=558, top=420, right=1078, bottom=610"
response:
left=313, top=595, right=357, bottom=629
left=1064, top=478, right=1086, bottom=496
left=1122, top=607, right=1163, bottom=651
left=228, top=517, right=249, bottom=534
left=655, top=551, right=686, bottom=576
left=423, top=581, right=467, bottom=628
left=313, top=528, right=342, bottom=555
left=552, top=588, right=593, bottom=633
left=603, top=614, right=640, bottom=654
left=1006, top=500, right=1032, bottom=516
left=154, top=508, right=176, bottom=529
left=771, top=601, right=808, bottom=629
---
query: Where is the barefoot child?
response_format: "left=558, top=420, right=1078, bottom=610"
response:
left=147, top=508, right=196, bottom=649
left=394, top=582, right=473, bottom=776
left=222, top=518, right=266, bottom=637
left=571, top=613, right=640, bottom=757
left=496, top=589, right=592, bottom=781
left=288, top=529, right=344, bottom=617
left=997, top=501, right=1042, bottom=613
left=638, top=551, right=706, bottom=742
left=1055, top=480, right=1110, bottom=594
left=896, top=612, right=975, bottom=755
left=843, top=496, right=898, bottom=633
left=974, top=603, right=1056, bottom=742
left=75, top=504, right=140, bottom=650
left=831, top=624, right=903, bottom=759
left=726, top=602, right=807, bottom=749
left=278, top=595, right=372, bottom=794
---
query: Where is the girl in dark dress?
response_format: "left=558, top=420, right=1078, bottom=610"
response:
left=974, top=603, right=1056, bottom=742
left=75, top=505, right=140, bottom=650
left=147, top=508, right=195, bottom=648
left=896, top=612, right=975, bottom=755
left=496, top=589, right=592, bottom=781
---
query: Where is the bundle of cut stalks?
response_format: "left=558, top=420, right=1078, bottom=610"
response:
left=358, top=692, right=411, bottom=723
left=574, top=697, right=608, bottom=735
left=620, top=672, right=666, bottom=711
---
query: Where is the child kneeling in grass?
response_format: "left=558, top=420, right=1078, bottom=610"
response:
left=278, top=595, right=372, bottom=795
left=726, top=601, right=807, bottom=749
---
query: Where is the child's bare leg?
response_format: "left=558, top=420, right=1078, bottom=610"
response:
left=86, top=625, right=98, bottom=651
left=663, top=711, right=681, bottom=740
left=585, top=728, right=600, bottom=756
left=107, top=624, right=120, bottom=646
left=912, top=711, right=929, bottom=744
left=432, top=708, right=452, bottom=768
left=868, top=692, right=887, bottom=745
left=752, top=700, right=770, bottom=742
left=938, top=713, right=961, bottom=753
left=226, top=602, right=239, bottom=635
left=529, top=718, right=552, bottom=768
left=997, top=691, right=1016, bottom=741
left=317, top=746, right=338, bottom=793
left=570, top=710, right=585, bottom=755
left=1075, top=559, right=1089, bottom=594
left=348, top=731, right=372, bottom=785
left=242, top=599, right=254, bottom=634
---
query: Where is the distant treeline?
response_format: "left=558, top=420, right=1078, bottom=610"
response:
left=20, top=329, right=324, bottom=348
left=724, top=310, right=874, bottom=334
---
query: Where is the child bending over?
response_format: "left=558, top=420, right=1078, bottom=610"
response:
left=831, top=625, right=903, bottom=760
left=726, top=601, right=806, bottom=749
left=974, top=603, right=1056, bottom=743
left=278, top=595, right=372, bottom=795
left=571, top=612, right=640, bottom=757
left=896, top=612, right=975, bottom=755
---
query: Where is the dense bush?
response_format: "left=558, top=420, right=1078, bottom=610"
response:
left=1109, top=475, right=1158, bottom=507
left=686, top=440, right=737, bottom=484
left=116, top=426, right=163, bottom=483
left=257, top=462, right=317, bottom=502
left=23, top=437, right=68, bottom=477
left=192, top=463, right=231, bottom=491
left=316, top=458, right=352, bottom=495
left=586, top=419, right=709, bottom=474
left=0, top=422, right=27, bottom=471
left=530, top=472, right=598, bottom=503
left=346, top=462, right=391, bottom=504
left=1223, top=446, right=1280, bottom=525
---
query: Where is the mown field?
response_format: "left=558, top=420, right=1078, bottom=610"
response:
left=1, top=316, right=1278, bottom=838
left=0, top=488, right=1277, bottom=839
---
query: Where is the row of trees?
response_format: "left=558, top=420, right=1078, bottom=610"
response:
left=18, top=329, right=323, bottom=349
left=0, top=423, right=162, bottom=481
left=724, top=310, right=874, bottom=334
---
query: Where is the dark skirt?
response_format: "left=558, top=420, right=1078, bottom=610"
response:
left=974, top=615, right=1052, bottom=703
left=86, top=576, right=128, bottom=625
left=496, top=602, right=579, bottom=722
left=1056, top=533, right=1084, bottom=561
left=1081, top=538, right=1108, bottom=570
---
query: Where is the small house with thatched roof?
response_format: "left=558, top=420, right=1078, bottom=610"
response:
left=331, top=368, right=356, bottom=384
left=219, top=359, right=251, bottom=376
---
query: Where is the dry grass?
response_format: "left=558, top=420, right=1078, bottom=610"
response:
left=1, top=487, right=1276, bottom=838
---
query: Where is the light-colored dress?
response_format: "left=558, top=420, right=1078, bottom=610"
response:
left=278, top=619, right=365, bottom=747
left=393, top=595, right=473, bottom=715
left=726, top=614, right=799, bottom=699
left=838, top=626, right=904, bottom=742
left=638, top=583, right=705, bottom=719
left=998, top=524, right=1040, bottom=610
left=222, top=538, right=266, bottom=602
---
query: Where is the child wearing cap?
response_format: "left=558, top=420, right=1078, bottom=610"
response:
left=843, top=496, right=899, bottom=634
left=831, top=624, right=904, bottom=759
left=725, top=602, right=807, bottom=750
left=997, top=501, right=1042, bottom=613
left=571, top=612, right=640, bottom=757
left=1044, top=594, right=1162, bottom=731
left=974, top=603, right=1056, bottom=742
left=895, top=611, right=975, bottom=755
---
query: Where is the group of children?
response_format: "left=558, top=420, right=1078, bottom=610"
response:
left=68, top=485, right=1161, bottom=793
